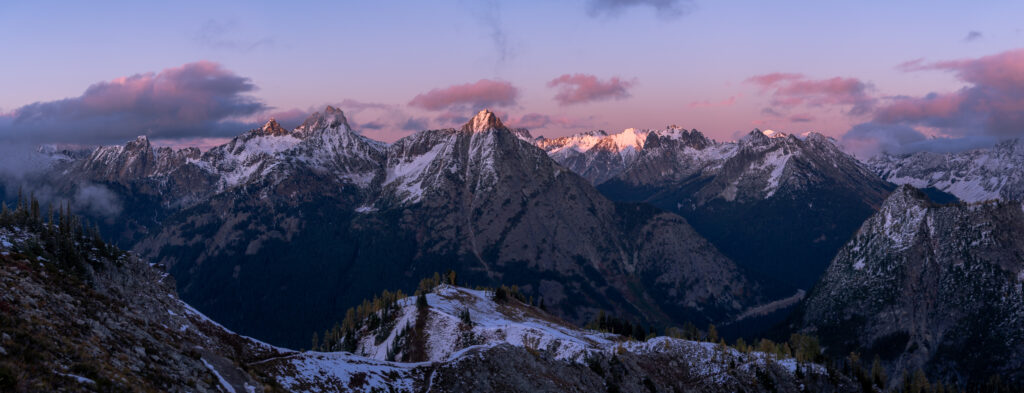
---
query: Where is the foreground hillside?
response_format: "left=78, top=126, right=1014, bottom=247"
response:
left=0, top=207, right=286, bottom=391
left=1, top=203, right=860, bottom=392
left=797, top=186, right=1024, bottom=387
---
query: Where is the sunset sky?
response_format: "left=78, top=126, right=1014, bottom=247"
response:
left=2, top=0, right=1023, bottom=156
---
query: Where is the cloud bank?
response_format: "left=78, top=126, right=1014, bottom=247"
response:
left=842, top=48, right=1024, bottom=156
left=1, top=61, right=266, bottom=145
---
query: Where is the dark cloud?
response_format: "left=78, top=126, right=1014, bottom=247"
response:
left=1, top=61, right=267, bottom=145
left=789, top=114, right=814, bottom=123
left=586, top=0, right=695, bottom=19
left=408, top=79, right=519, bottom=111
left=547, top=74, right=635, bottom=105
left=964, top=30, right=983, bottom=42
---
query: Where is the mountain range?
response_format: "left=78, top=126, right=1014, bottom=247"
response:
left=39, top=108, right=769, bottom=349
left=9, top=106, right=1024, bottom=389
left=538, top=127, right=893, bottom=290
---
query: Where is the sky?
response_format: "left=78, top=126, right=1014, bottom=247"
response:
left=1, top=0, right=1023, bottom=156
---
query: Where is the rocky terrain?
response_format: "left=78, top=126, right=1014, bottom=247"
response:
left=868, top=138, right=1024, bottom=203
left=797, top=185, right=1024, bottom=386
left=0, top=213, right=286, bottom=392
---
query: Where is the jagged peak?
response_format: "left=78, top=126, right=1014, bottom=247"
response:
left=254, top=118, right=290, bottom=137
left=296, top=105, right=351, bottom=133
left=124, top=135, right=152, bottom=151
left=462, top=109, right=505, bottom=133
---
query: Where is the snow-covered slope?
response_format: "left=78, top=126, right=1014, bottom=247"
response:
left=868, top=139, right=1024, bottom=202
left=259, top=284, right=846, bottom=393
left=535, top=128, right=651, bottom=184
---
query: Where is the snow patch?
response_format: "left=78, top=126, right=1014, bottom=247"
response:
left=202, top=358, right=236, bottom=393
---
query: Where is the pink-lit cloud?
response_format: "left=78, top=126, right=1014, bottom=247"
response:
left=746, top=73, right=875, bottom=116
left=547, top=73, right=635, bottom=105
left=688, top=95, right=740, bottom=108
left=3, top=61, right=266, bottom=144
left=842, top=48, right=1024, bottom=156
left=408, top=79, right=519, bottom=111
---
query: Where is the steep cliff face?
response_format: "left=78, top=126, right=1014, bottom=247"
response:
left=798, top=185, right=1024, bottom=386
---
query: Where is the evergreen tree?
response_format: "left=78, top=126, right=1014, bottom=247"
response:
left=706, top=323, right=718, bottom=343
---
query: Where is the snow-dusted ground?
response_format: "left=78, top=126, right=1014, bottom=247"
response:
left=264, top=284, right=825, bottom=392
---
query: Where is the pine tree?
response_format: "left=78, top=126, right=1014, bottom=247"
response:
left=706, top=323, right=718, bottom=343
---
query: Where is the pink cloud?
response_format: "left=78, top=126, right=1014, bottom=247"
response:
left=874, top=48, right=1024, bottom=138
left=842, top=48, right=1024, bottom=156
left=745, top=73, right=804, bottom=89
left=746, top=73, right=874, bottom=116
left=547, top=74, right=635, bottom=105
left=688, top=94, right=740, bottom=108
left=900, top=48, right=1024, bottom=88
left=408, top=79, right=518, bottom=111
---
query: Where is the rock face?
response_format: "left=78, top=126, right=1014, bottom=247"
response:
left=48, top=108, right=767, bottom=349
left=586, top=128, right=893, bottom=290
left=0, top=224, right=284, bottom=392
left=797, top=185, right=1024, bottom=386
left=868, top=138, right=1024, bottom=203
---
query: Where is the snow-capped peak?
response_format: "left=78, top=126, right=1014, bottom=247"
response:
left=464, top=109, right=504, bottom=133
left=761, top=129, right=786, bottom=138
